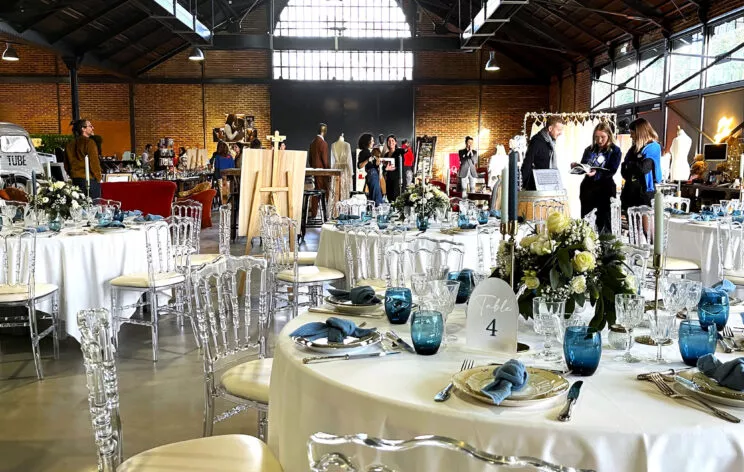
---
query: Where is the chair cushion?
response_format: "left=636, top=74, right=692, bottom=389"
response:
left=297, top=251, right=317, bottom=265
left=178, top=189, right=217, bottom=228
left=356, top=278, right=388, bottom=293
left=665, top=257, right=701, bottom=272
left=220, top=358, right=273, bottom=404
left=0, top=283, right=57, bottom=303
left=277, top=266, right=345, bottom=283
left=110, top=272, right=185, bottom=288
left=117, top=434, right=283, bottom=472
left=191, top=253, right=222, bottom=266
left=723, top=269, right=744, bottom=286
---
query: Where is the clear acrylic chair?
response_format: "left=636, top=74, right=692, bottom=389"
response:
left=185, top=203, right=233, bottom=268
left=662, top=195, right=691, bottom=213
left=92, top=198, right=122, bottom=212
left=477, top=223, right=502, bottom=273
left=413, top=236, right=466, bottom=273
left=610, top=197, right=622, bottom=240
left=621, top=245, right=651, bottom=294
left=172, top=200, right=203, bottom=252
left=582, top=208, right=597, bottom=232
left=335, top=199, right=372, bottom=218
left=263, top=214, right=344, bottom=318
left=78, top=308, right=282, bottom=472
left=192, top=255, right=274, bottom=439
left=532, top=199, right=565, bottom=224
left=717, top=217, right=744, bottom=285
left=384, top=242, right=464, bottom=287
left=307, top=432, right=594, bottom=472
left=110, top=221, right=192, bottom=362
left=259, top=203, right=316, bottom=265
left=344, top=226, right=406, bottom=289
left=0, top=229, right=59, bottom=379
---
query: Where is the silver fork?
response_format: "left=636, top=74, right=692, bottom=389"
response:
left=647, top=373, right=740, bottom=423
left=434, top=359, right=474, bottom=402
left=723, top=325, right=739, bottom=351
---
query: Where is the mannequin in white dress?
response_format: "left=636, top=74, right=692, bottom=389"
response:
left=670, top=127, right=692, bottom=181
left=331, top=134, right=353, bottom=203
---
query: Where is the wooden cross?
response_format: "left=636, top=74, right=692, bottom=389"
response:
left=267, top=130, right=286, bottom=155
left=264, top=130, right=288, bottom=207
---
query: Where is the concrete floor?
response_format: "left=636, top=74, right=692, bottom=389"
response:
left=0, top=222, right=320, bottom=472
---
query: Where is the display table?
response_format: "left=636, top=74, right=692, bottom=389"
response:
left=666, top=218, right=720, bottom=286
left=268, top=308, right=744, bottom=472
left=680, top=183, right=743, bottom=212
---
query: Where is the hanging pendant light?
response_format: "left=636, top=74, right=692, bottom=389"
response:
left=485, top=51, right=499, bottom=71
left=2, top=43, right=19, bottom=62
left=188, top=47, right=205, bottom=61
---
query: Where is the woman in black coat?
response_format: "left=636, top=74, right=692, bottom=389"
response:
left=382, top=134, right=404, bottom=202
left=357, top=133, right=383, bottom=205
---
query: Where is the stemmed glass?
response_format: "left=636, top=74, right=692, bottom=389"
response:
left=661, top=276, right=686, bottom=338
left=70, top=206, right=84, bottom=231
left=472, top=269, right=490, bottom=288
left=712, top=204, right=723, bottom=217
left=615, top=294, right=645, bottom=363
left=682, top=279, right=703, bottom=320
left=428, top=280, right=460, bottom=342
left=411, top=273, right=430, bottom=304
left=720, top=200, right=730, bottom=215
left=532, top=297, right=565, bottom=362
left=648, top=311, right=676, bottom=364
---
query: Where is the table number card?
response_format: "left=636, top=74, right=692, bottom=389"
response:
left=465, top=278, right=519, bottom=353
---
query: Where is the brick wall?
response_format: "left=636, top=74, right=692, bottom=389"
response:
left=133, top=84, right=204, bottom=153
left=204, top=84, right=271, bottom=153
left=0, top=84, right=60, bottom=134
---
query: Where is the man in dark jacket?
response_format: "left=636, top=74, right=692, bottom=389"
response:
left=309, top=123, right=329, bottom=216
left=521, top=116, right=564, bottom=190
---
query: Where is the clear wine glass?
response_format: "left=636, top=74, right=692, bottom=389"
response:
left=70, top=206, right=84, bottom=230
left=661, top=276, right=686, bottom=339
left=683, top=279, right=703, bottom=320
left=615, top=294, right=645, bottom=363
left=411, top=273, right=430, bottom=303
left=532, top=297, right=565, bottom=362
left=648, top=311, right=676, bottom=364
left=428, top=280, right=460, bottom=342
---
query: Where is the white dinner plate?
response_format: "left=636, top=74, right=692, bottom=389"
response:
left=675, top=370, right=744, bottom=408
left=452, top=365, right=569, bottom=407
left=292, top=331, right=382, bottom=354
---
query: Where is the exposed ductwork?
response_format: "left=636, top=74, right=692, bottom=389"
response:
left=461, top=0, right=529, bottom=50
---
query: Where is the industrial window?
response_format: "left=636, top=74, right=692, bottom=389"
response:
left=273, top=0, right=413, bottom=81
left=614, top=55, right=637, bottom=106
left=668, top=29, right=704, bottom=94
left=706, top=16, right=744, bottom=88
left=591, top=66, right=613, bottom=109
left=637, top=46, right=664, bottom=102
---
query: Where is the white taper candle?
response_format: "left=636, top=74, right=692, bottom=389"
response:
left=501, top=167, right=509, bottom=220
left=654, top=189, right=664, bottom=256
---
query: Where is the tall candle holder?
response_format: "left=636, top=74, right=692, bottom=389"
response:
left=508, top=220, right=519, bottom=290
left=653, top=253, right=664, bottom=325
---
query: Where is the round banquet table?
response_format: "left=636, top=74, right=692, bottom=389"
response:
left=32, top=227, right=153, bottom=341
left=666, top=218, right=720, bottom=286
left=268, top=307, right=744, bottom=472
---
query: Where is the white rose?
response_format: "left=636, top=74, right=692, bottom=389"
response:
left=573, top=251, right=596, bottom=272
left=42, top=197, right=49, bottom=203
left=570, top=275, right=587, bottom=294
left=72, top=191, right=79, bottom=199
left=520, top=234, right=540, bottom=248
left=71, top=200, right=80, bottom=208
left=584, top=236, right=596, bottom=251
left=530, top=237, right=555, bottom=256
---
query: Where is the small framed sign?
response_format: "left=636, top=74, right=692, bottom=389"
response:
left=533, top=169, right=563, bottom=191
left=465, top=278, right=519, bottom=353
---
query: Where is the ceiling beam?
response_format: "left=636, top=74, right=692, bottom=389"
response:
left=211, top=34, right=462, bottom=50
left=50, top=0, right=132, bottom=44
left=79, top=12, right=150, bottom=55
left=101, top=27, right=170, bottom=63
left=494, top=46, right=557, bottom=78
left=617, top=0, right=671, bottom=33
left=136, top=42, right=191, bottom=76
left=15, top=8, right=68, bottom=34
left=561, top=0, right=645, bottom=37
left=530, top=3, right=616, bottom=48
left=511, top=15, right=589, bottom=56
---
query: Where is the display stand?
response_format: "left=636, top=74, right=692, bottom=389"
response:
left=237, top=131, right=305, bottom=249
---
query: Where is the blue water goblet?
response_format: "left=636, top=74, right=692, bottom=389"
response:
left=678, top=320, right=717, bottom=367
left=446, top=270, right=473, bottom=304
left=385, top=287, right=413, bottom=325
left=478, top=209, right=489, bottom=225
left=377, top=214, right=389, bottom=230
left=698, top=290, right=729, bottom=331
left=563, top=326, right=602, bottom=376
left=410, top=310, right=443, bottom=355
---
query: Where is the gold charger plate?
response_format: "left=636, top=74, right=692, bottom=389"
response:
left=676, top=370, right=744, bottom=407
left=452, top=366, right=569, bottom=407
left=292, top=331, right=382, bottom=354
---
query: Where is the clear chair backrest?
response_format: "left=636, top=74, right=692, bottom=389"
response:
left=627, top=205, right=654, bottom=249
left=0, top=229, right=36, bottom=298
left=413, top=236, right=465, bottom=272
left=218, top=203, right=232, bottom=256
left=192, top=255, right=269, bottom=370
left=262, top=214, right=298, bottom=275
left=385, top=242, right=460, bottom=287
left=307, top=432, right=593, bottom=472
left=336, top=199, right=369, bottom=218
left=717, top=217, right=744, bottom=280
left=532, top=199, right=565, bottom=223
left=610, top=197, right=622, bottom=239
left=582, top=208, right=597, bottom=232
left=621, top=245, right=650, bottom=294
left=77, top=308, right=122, bottom=472
left=343, top=226, right=406, bottom=287
left=172, top=200, right=203, bottom=252
left=3, top=200, right=28, bottom=223
left=144, top=221, right=191, bottom=283
left=165, top=215, right=198, bottom=253
left=477, top=224, right=501, bottom=272
left=92, top=198, right=122, bottom=212
left=258, top=204, right=279, bottom=239
left=662, top=196, right=690, bottom=213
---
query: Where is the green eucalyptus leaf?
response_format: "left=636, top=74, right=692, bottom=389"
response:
left=557, top=249, right=573, bottom=277
left=550, top=267, right=561, bottom=289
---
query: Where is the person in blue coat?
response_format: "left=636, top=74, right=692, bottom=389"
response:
left=572, top=122, right=622, bottom=233
left=620, top=118, right=662, bottom=212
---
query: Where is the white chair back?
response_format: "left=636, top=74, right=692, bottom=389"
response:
left=717, top=217, right=744, bottom=281
left=78, top=308, right=122, bottom=472
left=610, top=197, right=622, bottom=239
left=662, top=196, right=690, bottom=213
left=172, top=200, right=203, bottom=252
left=218, top=203, right=232, bottom=256
left=0, top=229, right=36, bottom=299
left=476, top=223, right=501, bottom=273
left=627, top=205, right=654, bottom=248
left=343, top=226, right=406, bottom=287
left=144, top=221, right=191, bottom=284
left=307, top=432, right=594, bottom=472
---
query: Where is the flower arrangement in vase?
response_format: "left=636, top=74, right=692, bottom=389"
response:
left=29, top=181, right=92, bottom=221
left=495, top=211, right=636, bottom=329
left=392, top=182, right=450, bottom=222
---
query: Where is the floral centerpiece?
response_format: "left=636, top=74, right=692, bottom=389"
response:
left=29, top=181, right=92, bottom=221
left=392, top=182, right=450, bottom=220
left=495, top=211, right=636, bottom=329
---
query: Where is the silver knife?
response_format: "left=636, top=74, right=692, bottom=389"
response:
left=302, top=351, right=400, bottom=364
left=386, top=330, right=415, bottom=353
left=557, top=380, right=583, bottom=422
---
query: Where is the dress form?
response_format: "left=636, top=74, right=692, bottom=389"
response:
left=332, top=134, right=353, bottom=202
left=670, top=127, right=692, bottom=181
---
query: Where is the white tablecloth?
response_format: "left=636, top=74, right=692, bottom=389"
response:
left=666, top=218, right=719, bottom=285
left=33, top=228, right=151, bottom=340
left=268, top=309, right=744, bottom=472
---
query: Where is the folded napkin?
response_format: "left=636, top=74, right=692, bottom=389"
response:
left=290, top=317, right=377, bottom=343
left=134, top=214, right=164, bottom=222
left=664, top=207, right=687, bottom=215
left=692, top=213, right=716, bottom=222
left=705, top=279, right=736, bottom=298
left=327, top=286, right=379, bottom=305
left=490, top=209, right=502, bottom=219
left=123, top=210, right=143, bottom=217
left=96, top=220, right=125, bottom=229
left=697, top=354, right=744, bottom=391
left=480, top=359, right=528, bottom=405
left=337, top=214, right=360, bottom=221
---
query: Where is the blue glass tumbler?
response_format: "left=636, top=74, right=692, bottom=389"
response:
left=377, top=214, right=389, bottom=230
left=678, top=320, right=717, bottom=367
left=410, top=310, right=443, bottom=355
left=458, top=212, right=469, bottom=229
left=698, top=290, right=729, bottom=331
left=384, top=287, right=413, bottom=325
left=447, top=270, right=473, bottom=304
left=478, top=209, right=489, bottom=225
left=563, top=326, right=602, bottom=376
left=416, top=215, right=429, bottom=232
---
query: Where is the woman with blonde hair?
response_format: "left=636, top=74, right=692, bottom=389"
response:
left=620, top=118, right=662, bottom=211
left=571, top=121, right=622, bottom=233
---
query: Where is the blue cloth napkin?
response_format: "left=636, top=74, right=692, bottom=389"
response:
left=96, top=220, right=125, bottom=229
left=337, top=214, right=360, bottom=221
left=664, top=207, right=687, bottom=215
left=290, top=317, right=377, bottom=343
left=490, top=209, right=502, bottom=219
left=697, top=354, right=744, bottom=391
left=692, top=213, right=716, bottom=222
left=134, top=214, right=163, bottom=222
left=327, top=286, right=379, bottom=305
left=35, top=225, right=48, bottom=233
left=123, top=210, right=143, bottom=217
left=709, top=279, right=736, bottom=296
left=480, top=359, right=528, bottom=405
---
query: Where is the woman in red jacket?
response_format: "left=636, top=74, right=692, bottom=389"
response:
left=401, top=139, right=415, bottom=187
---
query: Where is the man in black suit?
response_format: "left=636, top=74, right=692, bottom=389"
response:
left=458, top=136, right=478, bottom=193
left=521, top=116, right=565, bottom=190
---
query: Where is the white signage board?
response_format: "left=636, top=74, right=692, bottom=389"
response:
left=465, top=278, right=519, bottom=353
left=533, top=169, right=563, bottom=191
